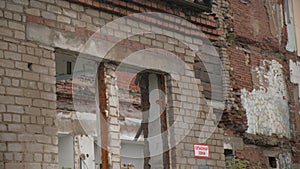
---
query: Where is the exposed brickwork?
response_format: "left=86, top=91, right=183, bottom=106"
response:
left=221, top=0, right=300, bottom=168
left=0, top=23, right=58, bottom=169
left=1, top=0, right=300, bottom=168
left=0, top=0, right=229, bottom=168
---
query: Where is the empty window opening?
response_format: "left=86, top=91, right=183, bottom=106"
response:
left=55, top=50, right=77, bottom=80
left=224, top=149, right=234, bottom=159
left=117, top=68, right=169, bottom=169
left=67, top=61, right=72, bottom=75
left=55, top=50, right=77, bottom=111
left=56, top=49, right=104, bottom=169
left=224, top=148, right=234, bottom=169
left=269, top=157, right=277, bottom=168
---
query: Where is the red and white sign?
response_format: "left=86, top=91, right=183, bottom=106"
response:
left=194, top=144, right=210, bottom=158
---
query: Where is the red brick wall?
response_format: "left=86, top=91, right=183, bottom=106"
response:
left=227, top=0, right=284, bottom=51
left=228, top=0, right=271, bottom=41
left=224, top=0, right=300, bottom=167
left=228, top=47, right=252, bottom=91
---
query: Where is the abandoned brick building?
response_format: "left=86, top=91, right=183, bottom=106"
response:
left=0, top=0, right=300, bottom=168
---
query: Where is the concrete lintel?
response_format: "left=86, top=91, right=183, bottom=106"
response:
left=26, top=22, right=87, bottom=53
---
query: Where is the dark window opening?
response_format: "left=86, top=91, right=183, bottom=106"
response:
left=224, top=149, right=234, bottom=169
left=117, top=69, right=170, bottom=169
left=67, top=61, right=72, bottom=75
left=224, top=149, right=234, bottom=159
left=269, top=157, right=277, bottom=168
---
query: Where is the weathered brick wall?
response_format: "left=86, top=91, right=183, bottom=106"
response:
left=0, top=0, right=58, bottom=167
left=0, top=0, right=230, bottom=169
left=226, top=0, right=285, bottom=51
left=222, top=0, right=300, bottom=167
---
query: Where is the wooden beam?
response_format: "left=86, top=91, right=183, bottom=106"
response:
left=98, top=63, right=109, bottom=169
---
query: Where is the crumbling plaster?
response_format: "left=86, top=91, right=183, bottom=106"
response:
left=241, top=60, right=290, bottom=138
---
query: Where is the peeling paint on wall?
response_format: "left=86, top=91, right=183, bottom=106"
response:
left=241, top=60, right=290, bottom=138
